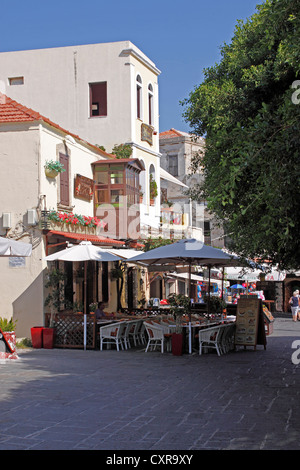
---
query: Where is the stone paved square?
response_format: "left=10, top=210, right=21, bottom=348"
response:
left=0, top=317, right=299, bottom=453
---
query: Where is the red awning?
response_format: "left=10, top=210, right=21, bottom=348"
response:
left=47, top=230, right=124, bottom=246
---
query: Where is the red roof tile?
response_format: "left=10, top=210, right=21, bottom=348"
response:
left=159, top=128, right=184, bottom=139
left=48, top=230, right=125, bottom=246
left=0, top=93, right=114, bottom=158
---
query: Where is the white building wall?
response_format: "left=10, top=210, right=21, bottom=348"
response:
left=0, top=123, right=43, bottom=337
left=0, top=41, right=160, bottom=152
left=39, top=124, right=98, bottom=216
left=0, top=121, right=105, bottom=338
left=0, top=41, right=162, bottom=232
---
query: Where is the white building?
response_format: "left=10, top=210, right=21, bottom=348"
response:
left=0, top=93, right=126, bottom=338
left=159, top=128, right=225, bottom=247
left=0, top=41, right=162, bottom=230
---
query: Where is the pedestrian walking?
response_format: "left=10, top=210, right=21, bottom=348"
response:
left=289, top=290, right=300, bottom=322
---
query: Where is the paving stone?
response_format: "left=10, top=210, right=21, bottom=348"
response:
left=0, top=317, right=299, bottom=451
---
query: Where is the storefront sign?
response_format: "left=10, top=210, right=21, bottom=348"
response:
left=74, top=174, right=94, bottom=201
left=141, top=123, right=153, bottom=145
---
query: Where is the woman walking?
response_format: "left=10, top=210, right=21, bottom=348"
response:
left=290, top=290, right=300, bottom=322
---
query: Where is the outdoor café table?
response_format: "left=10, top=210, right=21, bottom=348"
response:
left=167, top=321, right=221, bottom=353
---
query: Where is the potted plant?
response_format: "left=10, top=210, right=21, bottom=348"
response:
left=149, top=174, right=158, bottom=206
left=89, top=302, right=98, bottom=314
left=203, top=294, right=227, bottom=315
left=167, top=293, right=190, bottom=355
left=44, top=160, right=66, bottom=178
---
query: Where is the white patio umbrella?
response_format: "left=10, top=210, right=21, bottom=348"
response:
left=45, top=241, right=122, bottom=315
left=129, top=238, right=242, bottom=353
left=44, top=241, right=122, bottom=350
left=0, top=236, right=32, bottom=257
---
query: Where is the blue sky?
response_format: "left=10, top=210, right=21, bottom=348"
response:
left=0, top=0, right=260, bottom=133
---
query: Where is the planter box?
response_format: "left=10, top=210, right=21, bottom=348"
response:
left=45, top=168, right=58, bottom=178
left=31, top=327, right=44, bottom=348
left=42, top=327, right=56, bottom=349
left=172, top=333, right=183, bottom=356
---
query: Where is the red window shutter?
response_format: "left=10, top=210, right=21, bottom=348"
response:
left=59, top=153, right=69, bottom=206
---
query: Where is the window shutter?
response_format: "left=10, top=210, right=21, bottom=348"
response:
left=59, top=153, right=69, bottom=206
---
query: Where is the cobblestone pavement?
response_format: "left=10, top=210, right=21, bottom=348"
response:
left=0, top=317, right=300, bottom=451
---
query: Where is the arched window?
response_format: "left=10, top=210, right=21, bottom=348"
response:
left=148, top=83, right=153, bottom=126
left=149, top=164, right=157, bottom=205
left=136, top=75, right=142, bottom=119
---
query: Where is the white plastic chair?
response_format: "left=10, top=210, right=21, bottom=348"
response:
left=100, top=321, right=127, bottom=351
left=220, top=323, right=236, bottom=353
left=198, top=325, right=222, bottom=356
left=159, top=320, right=173, bottom=352
left=216, top=324, right=228, bottom=355
left=144, top=322, right=165, bottom=353
left=128, top=319, right=143, bottom=347
left=137, top=321, right=146, bottom=345
left=123, top=320, right=139, bottom=349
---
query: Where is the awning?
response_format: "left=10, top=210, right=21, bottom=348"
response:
left=0, top=236, right=32, bottom=257
left=168, top=272, right=204, bottom=282
left=160, top=167, right=188, bottom=188
left=102, top=248, right=143, bottom=259
left=47, top=230, right=124, bottom=246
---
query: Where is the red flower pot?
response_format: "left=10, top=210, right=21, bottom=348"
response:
left=172, top=333, right=183, bottom=356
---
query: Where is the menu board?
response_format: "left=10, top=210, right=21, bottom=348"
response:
left=235, top=296, right=261, bottom=348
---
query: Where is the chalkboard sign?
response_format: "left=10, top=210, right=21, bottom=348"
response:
left=235, top=296, right=266, bottom=350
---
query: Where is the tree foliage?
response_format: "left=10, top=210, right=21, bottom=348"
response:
left=142, top=237, right=174, bottom=252
left=111, top=143, right=133, bottom=159
left=182, top=0, right=300, bottom=269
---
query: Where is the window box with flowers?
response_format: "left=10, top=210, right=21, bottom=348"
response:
left=44, top=160, right=66, bottom=178
left=47, top=210, right=107, bottom=234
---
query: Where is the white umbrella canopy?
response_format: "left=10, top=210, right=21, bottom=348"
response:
left=0, top=236, right=32, bottom=257
left=44, top=241, right=122, bottom=262
left=44, top=241, right=122, bottom=315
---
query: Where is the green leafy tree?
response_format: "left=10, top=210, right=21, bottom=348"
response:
left=182, top=0, right=300, bottom=269
left=142, top=237, right=174, bottom=252
left=111, top=143, right=133, bottom=159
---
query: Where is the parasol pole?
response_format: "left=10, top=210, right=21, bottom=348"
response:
left=188, top=261, right=192, bottom=354
left=84, top=262, right=87, bottom=350
left=84, top=262, right=87, bottom=315
left=221, top=267, right=224, bottom=301
left=208, top=266, right=211, bottom=318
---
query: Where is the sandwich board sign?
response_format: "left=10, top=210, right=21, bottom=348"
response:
left=235, top=296, right=266, bottom=350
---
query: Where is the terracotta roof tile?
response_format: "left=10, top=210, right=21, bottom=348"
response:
left=48, top=230, right=125, bottom=246
left=0, top=93, right=114, bottom=158
left=159, top=128, right=184, bottom=139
